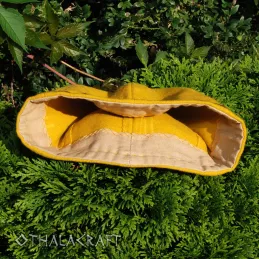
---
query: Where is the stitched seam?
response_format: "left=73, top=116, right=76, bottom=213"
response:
left=69, top=123, right=75, bottom=144
left=129, top=122, right=133, bottom=166
left=196, top=133, right=200, bottom=149
left=59, top=149, right=222, bottom=168
left=129, top=83, right=133, bottom=165
left=56, top=128, right=210, bottom=153
left=211, top=117, right=220, bottom=155
left=60, top=149, right=210, bottom=164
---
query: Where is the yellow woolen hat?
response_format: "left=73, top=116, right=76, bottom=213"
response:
left=16, top=83, right=247, bottom=176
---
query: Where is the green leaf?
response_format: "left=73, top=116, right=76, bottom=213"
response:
left=43, top=0, right=59, bottom=36
left=134, top=2, right=145, bottom=7
left=223, top=9, right=230, bottom=16
left=57, top=40, right=83, bottom=57
left=0, top=7, right=26, bottom=50
left=0, top=37, right=5, bottom=44
left=39, top=32, right=53, bottom=45
left=25, top=29, right=49, bottom=49
left=24, top=15, right=43, bottom=30
left=0, top=28, right=5, bottom=44
left=255, top=0, right=259, bottom=6
left=82, top=4, right=91, bottom=19
left=56, top=23, right=89, bottom=39
left=230, top=5, right=239, bottom=15
left=226, top=31, right=233, bottom=38
left=229, top=20, right=239, bottom=30
left=135, top=40, right=148, bottom=67
left=50, top=41, right=63, bottom=64
left=1, top=0, right=38, bottom=3
left=237, top=35, right=243, bottom=41
left=217, top=23, right=225, bottom=32
left=118, top=2, right=124, bottom=8
left=191, top=46, right=211, bottom=59
left=50, top=39, right=83, bottom=64
left=252, top=44, right=259, bottom=57
left=154, top=51, right=168, bottom=63
left=185, top=33, right=195, bottom=56
left=179, top=45, right=186, bottom=56
left=7, top=39, right=23, bottom=72
left=78, top=77, right=84, bottom=85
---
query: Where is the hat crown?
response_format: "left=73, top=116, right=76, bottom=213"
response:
left=110, top=83, right=150, bottom=100
left=94, top=83, right=172, bottom=117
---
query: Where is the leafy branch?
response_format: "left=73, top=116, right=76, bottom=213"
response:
left=0, top=0, right=90, bottom=72
left=27, top=54, right=76, bottom=85
left=135, top=39, right=168, bottom=68
left=27, top=54, right=104, bottom=85
left=180, top=33, right=211, bottom=59
left=60, top=60, right=104, bottom=83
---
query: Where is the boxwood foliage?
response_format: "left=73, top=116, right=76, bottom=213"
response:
left=0, top=56, right=259, bottom=258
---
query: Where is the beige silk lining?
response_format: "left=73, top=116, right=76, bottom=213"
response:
left=18, top=97, right=244, bottom=173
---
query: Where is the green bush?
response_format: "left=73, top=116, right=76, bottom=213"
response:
left=81, top=0, right=259, bottom=68
left=0, top=55, right=259, bottom=258
left=89, top=0, right=255, bottom=57
left=2, top=0, right=259, bottom=97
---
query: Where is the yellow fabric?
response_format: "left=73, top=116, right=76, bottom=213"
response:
left=16, top=82, right=247, bottom=176
left=44, top=98, right=97, bottom=147
left=58, top=111, right=208, bottom=153
left=168, top=106, right=220, bottom=151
